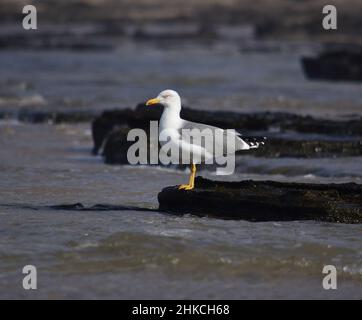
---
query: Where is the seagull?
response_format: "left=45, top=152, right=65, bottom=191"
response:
left=146, top=89, right=265, bottom=190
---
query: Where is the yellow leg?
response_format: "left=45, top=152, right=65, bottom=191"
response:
left=178, top=164, right=196, bottom=190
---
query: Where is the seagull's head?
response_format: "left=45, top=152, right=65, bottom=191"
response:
left=146, top=89, right=181, bottom=111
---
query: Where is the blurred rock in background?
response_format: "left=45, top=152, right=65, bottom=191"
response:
left=2, top=0, right=362, bottom=43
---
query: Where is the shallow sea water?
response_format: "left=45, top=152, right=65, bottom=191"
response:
left=0, top=43, right=361, bottom=299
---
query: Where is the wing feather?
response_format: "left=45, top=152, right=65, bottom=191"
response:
left=179, top=120, right=255, bottom=157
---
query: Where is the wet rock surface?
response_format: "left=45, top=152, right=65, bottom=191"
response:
left=7, top=177, right=361, bottom=223
left=101, top=128, right=362, bottom=162
left=158, top=177, right=362, bottom=223
left=102, top=127, right=135, bottom=163
left=253, top=138, right=362, bottom=158
left=92, top=104, right=362, bottom=160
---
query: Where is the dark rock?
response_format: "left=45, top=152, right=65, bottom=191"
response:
left=50, top=203, right=85, bottom=210
left=91, top=105, right=163, bottom=154
left=253, top=138, right=362, bottom=158
left=91, top=104, right=164, bottom=154
left=158, top=177, right=362, bottom=223
left=101, top=127, right=362, bottom=164
left=48, top=203, right=157, bottom=212
left=92, top=104, right=362, bottom=159
left=301, top=50, right=362, bottom=82
left=102, top=127, right=135, bottom=164
left=92, top=109, right=132, bottom=154
left=93, top=105, right=362, bottom=150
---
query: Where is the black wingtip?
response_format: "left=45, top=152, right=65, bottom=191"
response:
left=243, top=136, right=267, bottom=147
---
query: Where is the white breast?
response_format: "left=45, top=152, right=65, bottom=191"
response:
left=159, top=108, right=183, bottom=146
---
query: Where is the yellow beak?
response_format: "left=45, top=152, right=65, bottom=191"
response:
left=146, top=98, right=160, bottom=106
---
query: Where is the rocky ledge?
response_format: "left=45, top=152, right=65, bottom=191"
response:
left=102, top=128, right=362, bottom=163
left=158, top=177, right=362, bottom=223
left=92, top=104, right=362, bottom=157
left=302, top=49, right=362, bottom=82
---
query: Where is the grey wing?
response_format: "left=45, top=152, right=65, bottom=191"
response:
left=179, top=120, right=255, bottom=155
